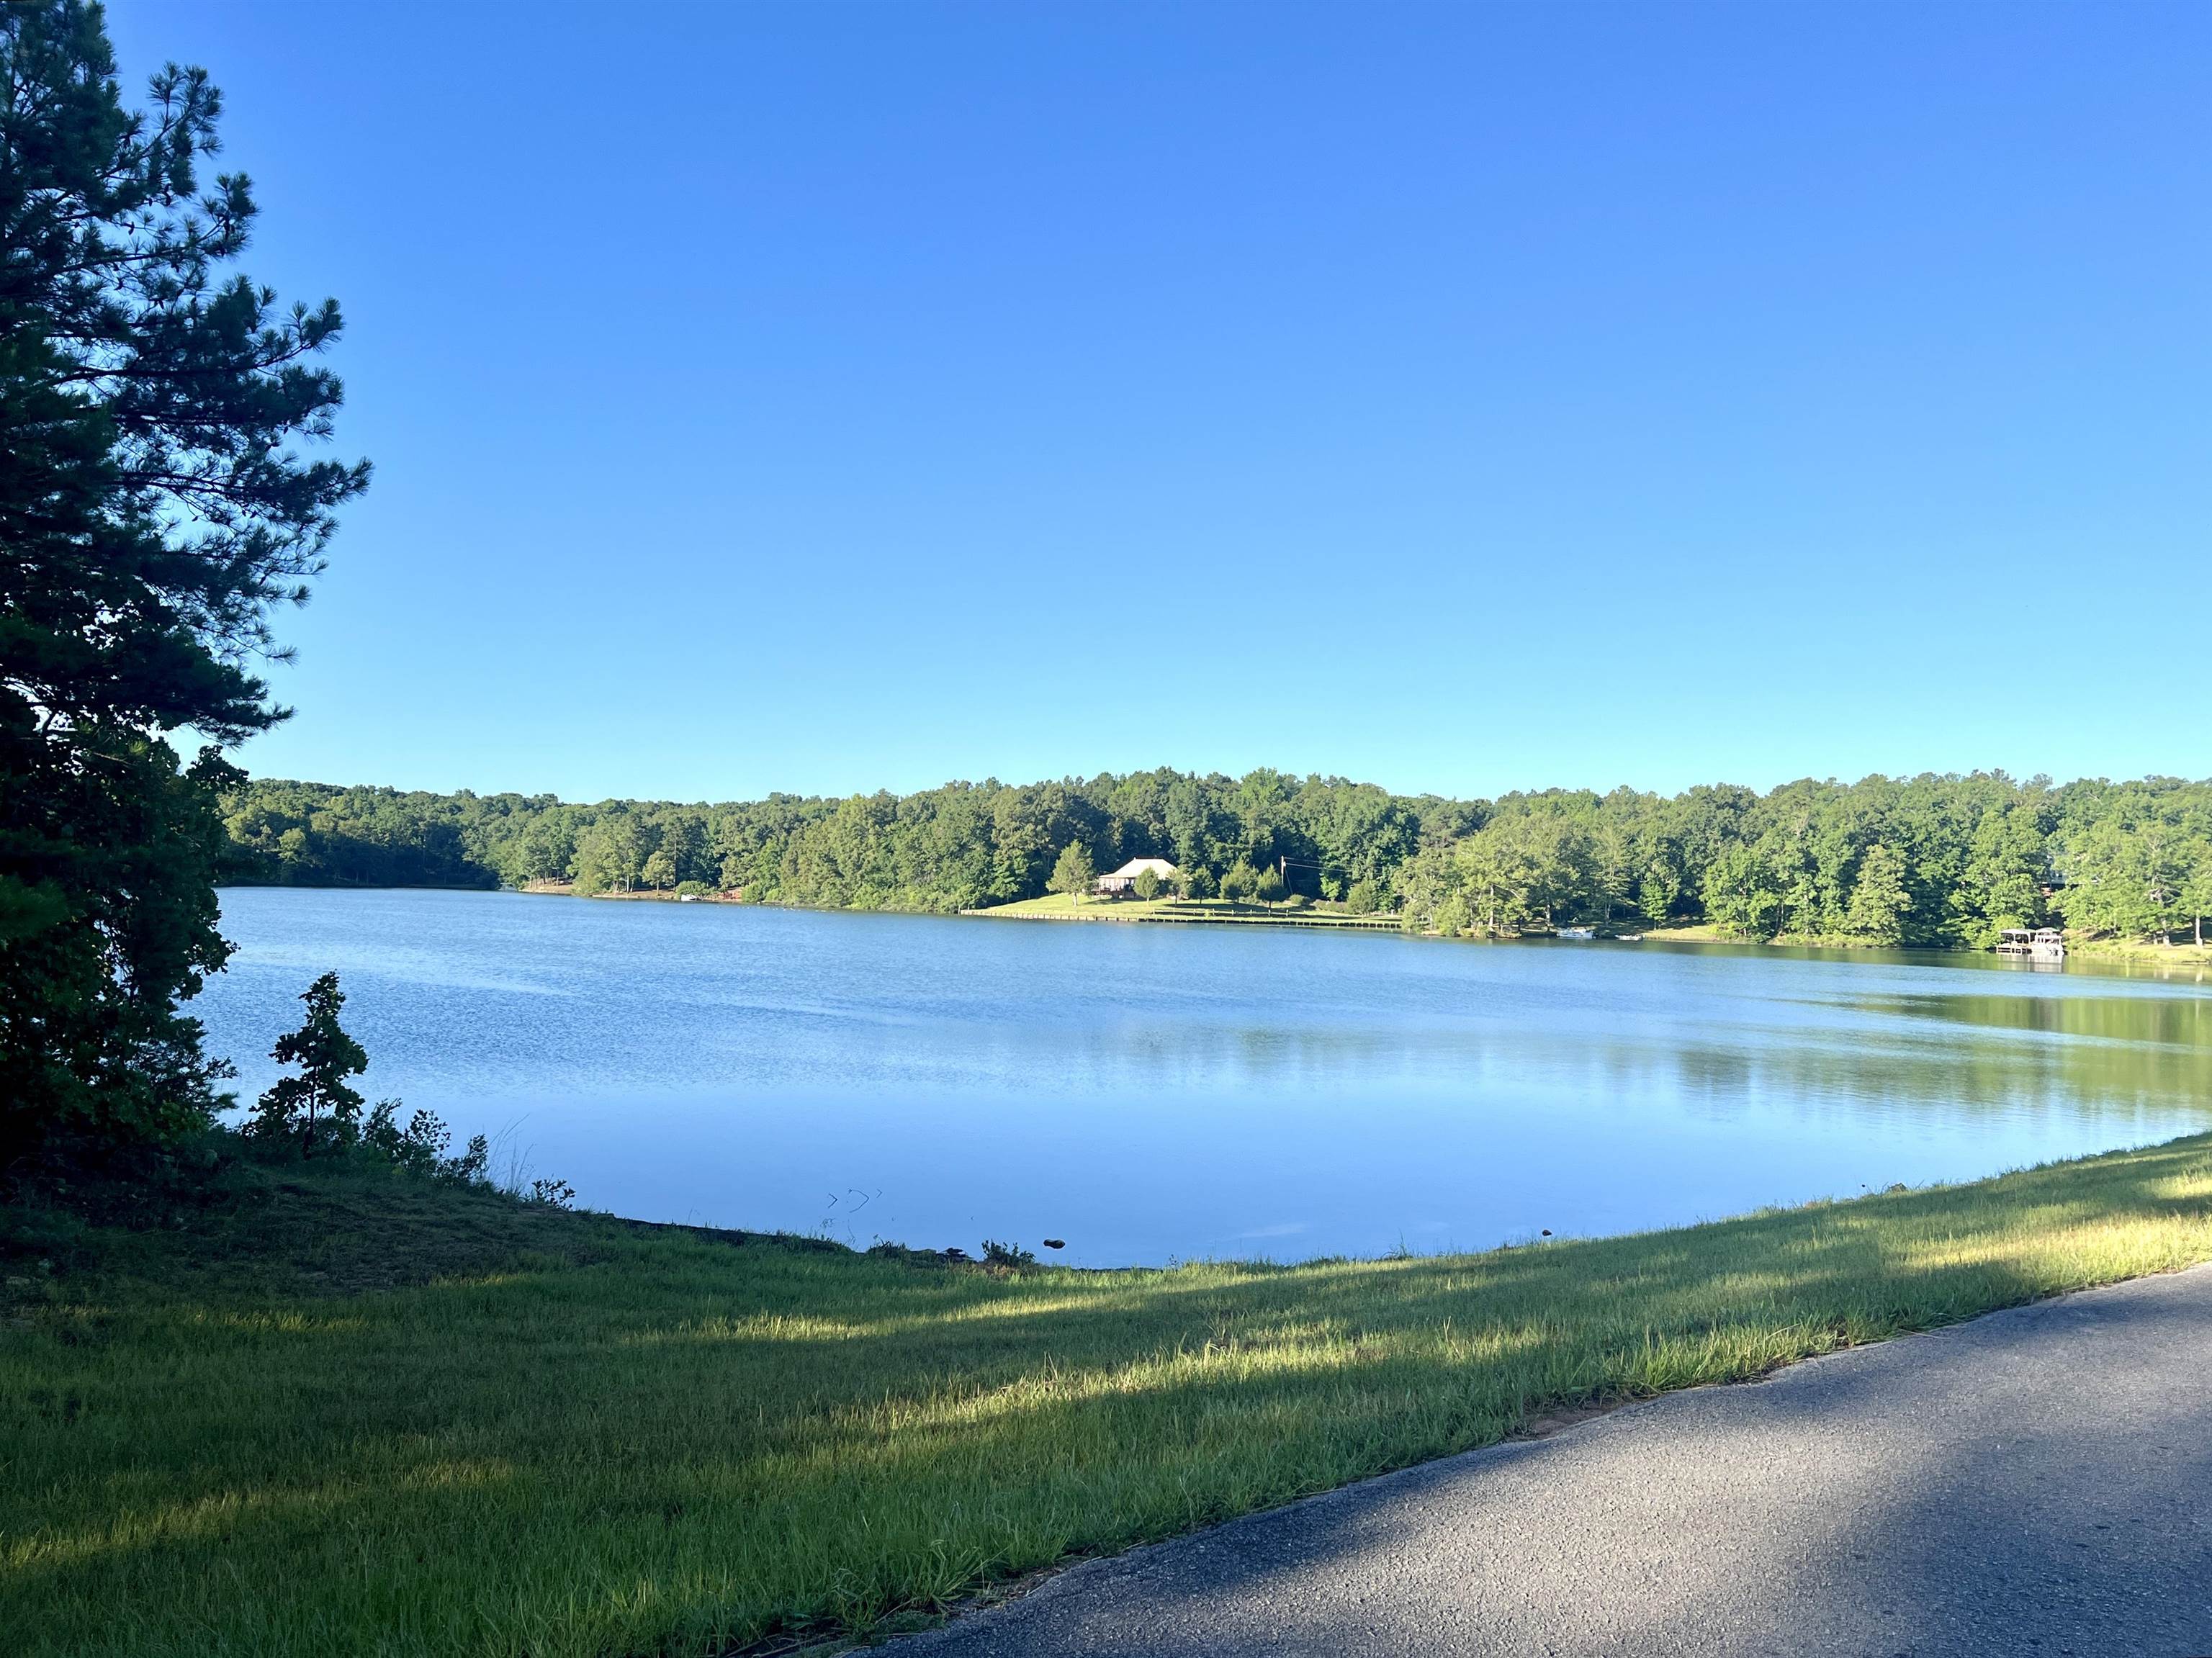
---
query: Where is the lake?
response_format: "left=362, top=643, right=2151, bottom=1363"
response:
left=195, top=888, right=2212, bottom=1267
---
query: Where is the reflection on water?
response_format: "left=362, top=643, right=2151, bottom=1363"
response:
left=196, top=889, right=2212, bottom=1266
left=1858, top=988, right=2212, bottom=1046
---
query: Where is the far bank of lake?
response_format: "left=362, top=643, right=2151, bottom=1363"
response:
left=511, top=879, right=2212, bottom=961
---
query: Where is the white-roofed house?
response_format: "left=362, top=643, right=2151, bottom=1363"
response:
left=1094, top=857, right=1179, bottom=896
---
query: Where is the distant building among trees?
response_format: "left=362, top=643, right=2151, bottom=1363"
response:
left=1096, top=858, right=1179, bottom=896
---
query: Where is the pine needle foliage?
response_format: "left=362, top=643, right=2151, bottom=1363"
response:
left=242, top=973, right=367, bottom=1155
left=0, top=0, right=366, bottom=1177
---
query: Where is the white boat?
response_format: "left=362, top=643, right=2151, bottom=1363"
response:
left=1614, top=933, right=1644, bottom=942
left=1995, top=927, right=2064, bottom=963
left=1556, top=926, right=1596, bottom=940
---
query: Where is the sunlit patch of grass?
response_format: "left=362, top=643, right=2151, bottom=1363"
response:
left=2, top=1135, right=2209, bottom=1657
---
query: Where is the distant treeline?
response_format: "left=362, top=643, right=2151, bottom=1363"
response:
left=219, top=770, right=2212, bottom=947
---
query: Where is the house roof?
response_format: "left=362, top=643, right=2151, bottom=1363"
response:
left=1104, top=857, right=1179, bottom=878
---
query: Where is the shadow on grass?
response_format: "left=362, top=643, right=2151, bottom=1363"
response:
left=879, top=1271, right=2212, bottom=1657
left=3, top=1135, right=2208, bottom=1658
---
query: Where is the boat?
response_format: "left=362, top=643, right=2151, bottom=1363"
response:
left=1555, top=926, right=1596, bottom=940
left=1614, top=933, right=1644, bottom=942
left=1995, top=927, right=2064, bottom=963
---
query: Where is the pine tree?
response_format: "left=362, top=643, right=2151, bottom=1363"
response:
left=246, top=974, right=367, bottom=1156
left=1, top=2, right=367, bottom=1174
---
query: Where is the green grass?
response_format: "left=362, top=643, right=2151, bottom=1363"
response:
left=2068, top=938, right=2212, bottom=965
left=6, top=1136, right=2212, bottom=1657
left=967, top=893, right=1399, bottom=927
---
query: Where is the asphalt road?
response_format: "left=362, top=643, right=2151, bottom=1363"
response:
left=896, top=1263, right=2212, bottom=1657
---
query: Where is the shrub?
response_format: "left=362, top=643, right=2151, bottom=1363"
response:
left=980, top=1238, right=1037, bottom=1269
left=1181, top=865, right=1217, bottom=899
left=1346, top=879, right=1380, bottom=914
left=361, top=1101, right=491, bottom=1186
left=446, top=1133, right=491, bottom=1186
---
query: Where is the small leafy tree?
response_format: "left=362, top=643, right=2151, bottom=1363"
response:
left=1047, top=842, right=1095, bottom=906
left=641, top=849, right=677, bottom=891
left=1132, top=866, right=1162, bottom=901
left=1220, top=859, right=1261, bottom=902
left=1344, top=878, right=1379, bottom=915
left=1181, top=865, right=1216, bottom=899
left=245, top=974, right=367, bottom=1156
left=1255, top=865, right=1286, bottom=902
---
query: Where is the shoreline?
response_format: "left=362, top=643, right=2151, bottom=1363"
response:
left=222, top=882, right=2212, bottom=962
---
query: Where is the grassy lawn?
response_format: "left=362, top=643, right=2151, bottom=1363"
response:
left=2069, top=939, right=2212, bottom=966
left=967, top=893, right=1398, bottom=927
left=6, top=1136, right=2211, bottom=1657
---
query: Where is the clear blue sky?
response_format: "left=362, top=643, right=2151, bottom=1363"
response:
left=109, top=1, right=2210, bottom=804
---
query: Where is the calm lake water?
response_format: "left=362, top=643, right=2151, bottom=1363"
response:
left=197, top=888, right=2212, bottom=1266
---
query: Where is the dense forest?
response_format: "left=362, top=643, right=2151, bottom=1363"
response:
left=219, top=770, right=2212, bottom=947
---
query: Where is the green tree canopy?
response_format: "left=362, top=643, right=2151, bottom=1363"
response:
left=573, top=818, right=642, bottom=894
left=1845, top=843, right=1910, bottom=945
left=2180, top=840, right=2212, bottom=947
left=209, top=767, right=2212, bottom=950
left=1, top=1, right=367, bottom=1174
